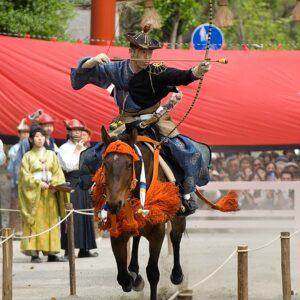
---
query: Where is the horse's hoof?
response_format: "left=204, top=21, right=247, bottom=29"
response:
left=122, top=273, right=135, bottom=293
left=122, top=283, right=132, bottom=293
left=170, top=272, right=184, bottom=285
left=132, top=274, right=145, bottom=292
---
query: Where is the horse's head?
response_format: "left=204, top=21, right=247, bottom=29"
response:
left=101, top=126, right=139, bottom=215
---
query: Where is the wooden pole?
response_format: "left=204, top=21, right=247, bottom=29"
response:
left=2, top=228, right=13, bottom=300
left=177, top=288, right=193, bottom=299
left=237, top=245, right=248, bottom=300
left=281, top=232, right=291, bottom=300
left=66, top=203, right=76, bottom=296
left=90, top=0, right=116, bottom=45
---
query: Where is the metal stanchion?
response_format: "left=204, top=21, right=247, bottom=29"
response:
left=2, top=228, right=13, bottom=300
left=237, top=245, right=248, bottom=300
left=66, top=204, right=76, bottom=295
left=281, top=232, right=291, bottom=300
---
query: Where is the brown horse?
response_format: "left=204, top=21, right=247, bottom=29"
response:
left=99, top=126, right=186, bottom=300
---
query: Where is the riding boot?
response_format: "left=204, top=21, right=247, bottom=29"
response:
left=177, top=194, right=199, bottom=217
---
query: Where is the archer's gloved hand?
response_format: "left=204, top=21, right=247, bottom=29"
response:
left=81, top=53, right=110, bottom=69
left=192, top=60, right=211, bottom=78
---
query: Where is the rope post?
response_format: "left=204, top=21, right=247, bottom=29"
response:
left=66, top=203, right=76, bottom=295
left=2, top=228, right=13, bottom=300
left=281, top=232, right=291, bottom=300
left=237, top=245, right=248, bottom=300
left=177, top=288, right=193, bottom=299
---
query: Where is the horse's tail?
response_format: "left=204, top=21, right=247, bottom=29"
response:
left=195, top=189, right=240, bottom=212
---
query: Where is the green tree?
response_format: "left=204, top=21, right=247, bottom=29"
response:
left=221, top=0, right=300, bottom=50
left=0, top=0, right=75, bottom=39
left=116, top=0, right=300, bottom=50
left=154, top=0, right=202, bottom=48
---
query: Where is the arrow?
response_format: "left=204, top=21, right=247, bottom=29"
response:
left=111, top=57, right=229, bottom=64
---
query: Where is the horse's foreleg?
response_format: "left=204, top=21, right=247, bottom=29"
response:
left=110, top=235, right=133, bottom=292
left=146, top=224, right=165, bottom=300
left=170, top=216, right=186, bottom=285
left=128, top=235, right=145, bottom=291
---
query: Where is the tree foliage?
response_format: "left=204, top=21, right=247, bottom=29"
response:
left=0, top=0, right=75, bottom=39
left=220, top=0, right=300, bottom=49
left=116, top=0, right=300, bottom=50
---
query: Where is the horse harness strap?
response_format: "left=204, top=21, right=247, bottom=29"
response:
left=136, top=136, right=161, bottom=196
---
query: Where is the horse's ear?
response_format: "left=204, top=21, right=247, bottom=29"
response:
left=128, top=127, right=138, bottom=146
left=101, top=126, right=111, bottom=146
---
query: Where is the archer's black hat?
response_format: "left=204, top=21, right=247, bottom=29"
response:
left=124, top=25, right=161, bottom=50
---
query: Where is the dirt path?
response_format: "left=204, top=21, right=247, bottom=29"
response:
left=1, top=228, right=300, bottom=300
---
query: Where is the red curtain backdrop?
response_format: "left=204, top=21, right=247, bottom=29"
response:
left=1, top=36, right=300, bottom=146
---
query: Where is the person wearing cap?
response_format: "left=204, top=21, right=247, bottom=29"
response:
left=12, top=111, right=58, bottom=188
left=71, top=26, right=211, bottom=216
left=58, top=119, right=98, bottom=258
left=7, top=118, right=30, bottom=233
left=18, top=124, right=69, bottom=263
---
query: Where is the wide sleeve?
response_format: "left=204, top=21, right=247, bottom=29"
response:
left=49, top=153, right=70, bottom=218
left=70, top=57, right=114, bottom=90
left=12, top=139, right=30, bottom=183
left=156, top=67, right=197, bottom=87
left=18, top=154, right=42, bottom=226
left=57, top=145, right=80, bottom=172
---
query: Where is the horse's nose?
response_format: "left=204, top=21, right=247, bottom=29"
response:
left=107, top=200, right=123, bottom=214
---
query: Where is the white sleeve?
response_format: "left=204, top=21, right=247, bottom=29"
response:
left=57, top=145, right=80, bottom=172
left=0, top=140, right=6, bottom=165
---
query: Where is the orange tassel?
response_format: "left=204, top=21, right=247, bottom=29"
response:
left=195, top=189, right=239, bottom=212
left=214, top=191, right=239, bottom=212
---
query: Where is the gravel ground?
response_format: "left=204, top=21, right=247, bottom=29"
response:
left=1, top=227, right=300, bottom=300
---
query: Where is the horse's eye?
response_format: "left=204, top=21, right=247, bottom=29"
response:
left=127, top=162, right=133, bottom=169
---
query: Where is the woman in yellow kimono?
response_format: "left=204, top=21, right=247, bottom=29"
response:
left=18, top=125, right=69, bottom=263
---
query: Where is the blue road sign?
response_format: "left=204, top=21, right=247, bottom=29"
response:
left=191, top=24, right=224, bottom=50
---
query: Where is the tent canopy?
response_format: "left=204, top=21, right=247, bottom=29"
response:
left=1, top=36, right=300, bottom=149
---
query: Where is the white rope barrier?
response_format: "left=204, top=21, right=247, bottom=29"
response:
left=167, top=249, right=237, bottom=300
left=1, top=32, right=299, bottom=48
left=18, top=210, right=74, bottom=239
left=0, top=208, right=19, bottom=212
left=190, top=249, right=237, bottom=290
left=1, top=202, right=300, bottom=300
left=247, top=235, right=281, bottom=252
left=0, top=210, right=74, bottom=240
left=0, top=233, right=15, bottom=246
left=0, top=207, right=93, bottom=213
left=72, top=210, right=94, bottom=216
left=167, top=228, right=300, bottom=299
left=290, top=228, right=300, bottom=238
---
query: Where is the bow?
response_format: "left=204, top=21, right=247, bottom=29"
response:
left=158, top=0, right=214, bottom=143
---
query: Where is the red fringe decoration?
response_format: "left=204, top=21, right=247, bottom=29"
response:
left=145, top=180, right=180, bottom=224
left=92, top=165, right=106, bottom=222
left=92, top=137, right=181, bottom=238
left=92, top=178, right=180, bottom=238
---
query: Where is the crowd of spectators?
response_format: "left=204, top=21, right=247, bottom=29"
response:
left=209, top=150, right=300, bottom=182
left=207, top=150, right=300, bottom=210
